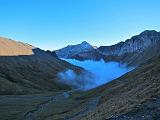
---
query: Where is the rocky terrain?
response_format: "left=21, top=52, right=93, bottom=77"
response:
left=99, top=30, right=160, bottom=56
left=101, top=30, right=160, bottom=66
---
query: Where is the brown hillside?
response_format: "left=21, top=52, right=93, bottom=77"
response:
left=0, top=37, right=82, bottom=95
left=0, top=37, right=35, bottom=56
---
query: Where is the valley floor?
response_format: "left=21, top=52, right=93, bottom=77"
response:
left=1, top=91, right=160, bottom=120
left=1, top=57, right=160, bottom=120
left=0, top=90, right=100, bottom=120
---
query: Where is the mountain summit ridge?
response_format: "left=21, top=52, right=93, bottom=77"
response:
left=55, top=41, right=98, bottom=59
left=99, top=30, right=160, bottom=56
left=55, top=30, right=160, bottom=65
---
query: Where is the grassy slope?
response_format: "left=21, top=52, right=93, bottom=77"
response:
left=0, top=37, right=82, bottom=95
left=1, top=56, right=159, bottom=120
left=1, top=36, right=160, bottom=119
left=0, top=55, right=83, bottom=95
left=78, top=56, right=160, bottom=120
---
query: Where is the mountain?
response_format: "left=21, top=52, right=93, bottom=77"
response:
left=55, top=41, right=103, bottom=60
left=99, top=30, right=160, bottom=56
left=55, top=30, right=160, bottom=65
left=68, top=56, right=160, bottom=120
left=99, top=30, right=160, bottom=66
left=0, top=37, right=82, bottom=95
left=1, top=31, right=160, bottom=120
left=5, top=56, right=159, bottom=120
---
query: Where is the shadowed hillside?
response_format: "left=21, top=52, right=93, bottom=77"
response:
left=43, top=56, right=159, bottom=120
left=2, top=55, right=159, bottom=120
left=0, top=37, right=82, bottom=95
left=77, top=56, right=160, bottom=120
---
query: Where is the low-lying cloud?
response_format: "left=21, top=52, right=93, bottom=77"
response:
left=57, top=59, right=134, bottom=90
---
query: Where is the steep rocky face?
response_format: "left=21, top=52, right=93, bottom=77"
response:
left=99, top=30, right=160, bottom=66
left=99, top=30, right=160, bottom=56
left=55, top=41, right=102, bottom=60
left=0, top=37, right=82, bottom=95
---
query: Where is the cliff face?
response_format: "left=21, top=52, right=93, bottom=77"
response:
left=99, top=30, right=160, bottom=56
left=98, top=30, right=160, bottom=66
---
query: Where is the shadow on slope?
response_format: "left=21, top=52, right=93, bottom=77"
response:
left=0, top=48, right=82, bottom=95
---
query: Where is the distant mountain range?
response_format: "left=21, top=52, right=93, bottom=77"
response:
left=51, top=30, right=160, bottom=120
left=55, top=30, right=160, bottom=66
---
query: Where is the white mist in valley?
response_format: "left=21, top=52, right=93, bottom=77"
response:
left=57, top=59, right=134, bottom=90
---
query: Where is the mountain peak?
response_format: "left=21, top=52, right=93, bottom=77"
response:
left=99, top=29, right=160, bottom=56
left=81, top=41, right=90, bottom=45
left=81, top=41, right=91, bottom=46
left=55, top=41, right=97, bottom=58
left=140, top=30, right=159, bottom=36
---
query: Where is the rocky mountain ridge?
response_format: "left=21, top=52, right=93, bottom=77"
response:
left=55, top=41, right=102, bottom=60
left=99, top=30, right=160, bottom=56
left=55, top=30, right=160, bottom=66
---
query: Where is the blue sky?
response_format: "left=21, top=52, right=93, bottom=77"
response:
left=0, top=0, right=160, bottom=50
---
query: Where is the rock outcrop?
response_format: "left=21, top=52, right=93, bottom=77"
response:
left=99, top=30, right=160, bottom=66
left=99, top=30, right=160, bottom=56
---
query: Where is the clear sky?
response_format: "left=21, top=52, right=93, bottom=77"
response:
left=0, top=0, right=160, bottom=50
